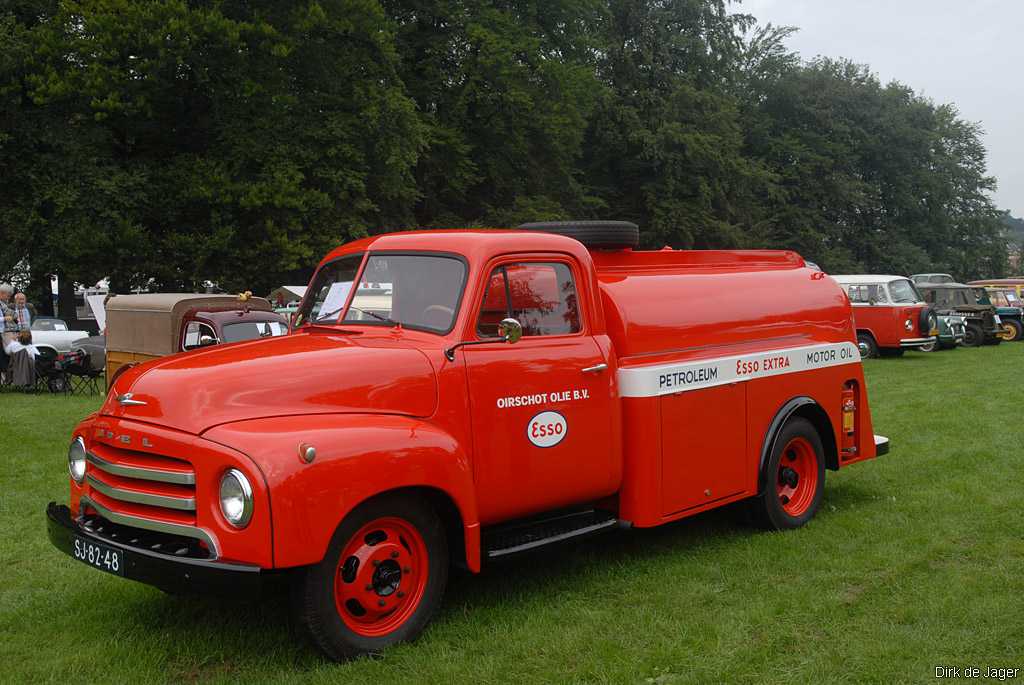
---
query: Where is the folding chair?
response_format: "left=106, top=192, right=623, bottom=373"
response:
left=63, top=349, right=103, bottom=395
left=34, top=347, right=67, bottom=393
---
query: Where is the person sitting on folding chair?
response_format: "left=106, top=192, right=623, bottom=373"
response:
left=4, top=329, right=39, bottom=359
left=6, top=330, right=39, bottom=389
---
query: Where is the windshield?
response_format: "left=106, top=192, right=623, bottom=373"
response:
left=342, top=254, right=466, bottom=333
left=932, top=289, right=972, bottom=307
left=221, top=321, right=286, bottom=343
left=295, top=253, right=365, bottom=326
left=888, top=279, right=921, bottom=303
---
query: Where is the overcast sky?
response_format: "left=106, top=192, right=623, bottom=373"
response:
left=739, top=0, right=1023, bottom=217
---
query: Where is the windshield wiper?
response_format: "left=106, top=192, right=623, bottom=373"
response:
left=313, top=304, right=347, bottom=324
left=347, top=306, right=399, bottom=327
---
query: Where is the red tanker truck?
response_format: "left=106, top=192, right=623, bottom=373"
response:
left=46, top=222, right=888, bottom=660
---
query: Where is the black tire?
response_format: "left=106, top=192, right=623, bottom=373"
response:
left=292, top=493, right=448, bottom=662
left=751, top=417, right=826, bottom=531
left=856, top=333, right=878, bottom=359
left=1000, top=318, right=1023, bottom=342
left=963, top=323, right=984, bottom=347
left=918, top=307, right=937, bottom=335
left=516, top=220, right=640, bottom=249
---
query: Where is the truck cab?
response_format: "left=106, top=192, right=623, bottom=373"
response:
left=47, top=224, right=887, bottom=660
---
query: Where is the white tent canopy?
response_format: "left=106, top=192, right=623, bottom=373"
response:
left=267, top=286, right=307, bottom=305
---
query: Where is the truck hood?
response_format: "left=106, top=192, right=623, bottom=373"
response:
left=102, top=332, right=438, bottom=434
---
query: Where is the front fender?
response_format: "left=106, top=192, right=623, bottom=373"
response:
left=202, top=414, right=479, bottom=571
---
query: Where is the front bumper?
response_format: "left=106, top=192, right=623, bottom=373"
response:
left=47, top=502, right=264, bottom=594
left=899, top=336, right=936, bottom=348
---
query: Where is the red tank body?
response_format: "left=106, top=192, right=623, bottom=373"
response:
left=47, top=228, right=888, bottom=660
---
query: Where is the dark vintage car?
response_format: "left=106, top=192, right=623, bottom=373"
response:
left=918, top=284, right=1001, bottom=347
left=103, top=293, right=288, bottom=387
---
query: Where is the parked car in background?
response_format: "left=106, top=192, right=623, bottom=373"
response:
left=919, top=314, right=966, bottom=352
left=831, top=275, right=937, bottom=358
left=971, top=288, right=1023, bottom=342
left=29, top=317, right=90, bottom=354
left=968, top=278, right=1024, bottom=300
left=911, top=273, right=956, bottom=285
left=103, top=293, right=288, bottom=387
left=917, top=283, right=1001, bottom=347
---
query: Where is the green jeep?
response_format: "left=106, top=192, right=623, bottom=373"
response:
left=918, top=283, right=1002, bottom=347
left=972, top=287, right=1024, bottom=342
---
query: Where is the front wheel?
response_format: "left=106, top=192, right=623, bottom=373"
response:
left=918, top=338, right=937, bottom=352
left=751, top=417, right=826, bottom=530
left=856, top=333, right=878, bottom=359
left=1001, top=319, right=1024, bottom=341
left=292, top=494, right=449, bottom=661
left=963, top=323, right=983, bottom=347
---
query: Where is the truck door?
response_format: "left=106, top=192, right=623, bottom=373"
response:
left=463, top=259, right=617, bottom=523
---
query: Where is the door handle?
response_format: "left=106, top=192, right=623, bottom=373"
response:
left=581, top=363, right=608, bottom=374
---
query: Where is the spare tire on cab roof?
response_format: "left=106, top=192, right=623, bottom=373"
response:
left=516, top=220, right=640, bottom=250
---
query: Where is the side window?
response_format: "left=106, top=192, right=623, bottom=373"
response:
left=847, top=284, right=883, bottom=303
left=183, top=321, right=216, bottom=350
left=476, top=262, right=581, bottom=337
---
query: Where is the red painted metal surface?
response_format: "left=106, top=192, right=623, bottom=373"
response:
left=776, top=436, right=819, bottom=517
left=334, top=516, right=429, bottom=637
left=849, top=303, right=929, bottom=349
left=63, top=228, right=881, bottom=581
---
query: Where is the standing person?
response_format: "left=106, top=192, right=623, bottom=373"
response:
left=12, top=292, right=32, bottom=331
left=0, top=283, right=17, bottom=345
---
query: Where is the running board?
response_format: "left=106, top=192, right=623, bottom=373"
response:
left=483, top=509, right=619, bottom=559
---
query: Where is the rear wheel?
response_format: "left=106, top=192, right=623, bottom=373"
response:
left=997, top=319, right=1022, bottom=342
left=963, top=323, right=984, bottom=347
left=856, top=333, right=878, bottom=359
left=292, top=494, right=448, bottom=661
left=751, top=417, right=826, bottom=530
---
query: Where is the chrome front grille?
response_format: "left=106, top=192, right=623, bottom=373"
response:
left=81, top=442, right=217, bottom=557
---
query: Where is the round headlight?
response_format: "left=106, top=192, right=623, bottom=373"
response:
left=904, top=318, right=914, bottom=331
left=68, top=436, right=87, bottom=483
left=219, top=469, right=253, bottom=528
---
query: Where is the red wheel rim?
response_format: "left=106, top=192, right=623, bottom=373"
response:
left=333, top=517, right=429, bottom=637
left=776, top=437, right=819, bottom=517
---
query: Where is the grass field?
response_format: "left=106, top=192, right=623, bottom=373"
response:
left=2, top=345, right=1023, bottom=684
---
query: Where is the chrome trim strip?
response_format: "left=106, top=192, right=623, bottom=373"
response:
left=87, top=475, right=195, bottom=511
left=486, top=519, right=619, bottom=558
left=899, top=337, right=935, bottom=346
left=79, top=495, right=218, bottom=558
left=86, top=451, right=195, bottom=485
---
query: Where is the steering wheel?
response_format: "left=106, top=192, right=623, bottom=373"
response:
left=422, top=305, right=454, bottom=326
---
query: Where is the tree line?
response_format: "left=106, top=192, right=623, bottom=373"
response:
left=0, top=0, right=1010, bottom=305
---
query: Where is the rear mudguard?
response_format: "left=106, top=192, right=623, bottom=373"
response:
left=203, top=414, right=481, bottom=572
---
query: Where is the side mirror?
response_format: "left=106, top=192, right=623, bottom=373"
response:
left=498, top=318, right=522, bottom=344
left=444, top=317, right=524, bottom=361
left=198, top=334, right=219, bottom=347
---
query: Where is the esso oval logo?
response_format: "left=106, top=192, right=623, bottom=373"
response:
left=527, top=411, right=568, bottom=448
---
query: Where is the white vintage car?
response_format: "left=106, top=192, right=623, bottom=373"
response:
left=30, top=318, right=91, bottom=354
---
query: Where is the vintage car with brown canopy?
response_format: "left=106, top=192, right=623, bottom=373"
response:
left=104, top=293, right=287, bottom=386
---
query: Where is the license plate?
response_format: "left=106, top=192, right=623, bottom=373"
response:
left=71, top=535, right=125, bottom=577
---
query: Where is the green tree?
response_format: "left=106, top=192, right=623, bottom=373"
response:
left=2, top=0, right=422, bottom=294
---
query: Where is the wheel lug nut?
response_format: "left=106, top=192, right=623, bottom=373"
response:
left=378, top=599, right=386, bottom=607
left=397, top=591, right=405, bottom=598
left=391, top=551, right=400, bottom=559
